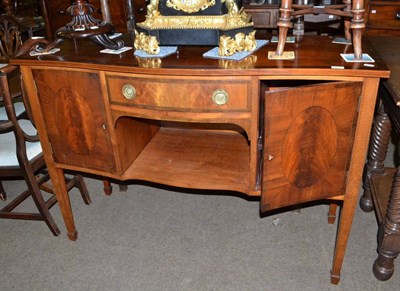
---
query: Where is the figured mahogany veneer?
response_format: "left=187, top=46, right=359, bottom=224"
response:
left=106, top=74, right=252, bottom=112
left=262, top=82, right=361, bottom=211
left=11, top=35, right=389, bottom=284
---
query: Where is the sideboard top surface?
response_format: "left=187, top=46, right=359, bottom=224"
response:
left=11, top=35, right=390, bottom=78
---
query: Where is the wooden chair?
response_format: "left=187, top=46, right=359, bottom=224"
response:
left=1, top=0, right=45, bottom=39
left=0, top=14, right=91, bottom=235
left=0, top=9, right=31, bottom=198
left=274, top=0, right=365, bottom=59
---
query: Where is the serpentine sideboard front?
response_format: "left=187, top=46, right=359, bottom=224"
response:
left=12, top=35, right=390, bottom=284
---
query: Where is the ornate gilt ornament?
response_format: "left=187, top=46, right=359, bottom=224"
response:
left=218, top=31, right=257, bottom=56
left=134, top=31, right=160, bottom=54
left=166, top=0, right=216, bottom=13
left=146, top=0, right=160, bottom=17
left=218, top=55, right=257, bottom=69
left=138, top=13, right=252, bottom=30
left=137, top=0, right=255, bottom=48
left=135, top=56, right=162, bottom=68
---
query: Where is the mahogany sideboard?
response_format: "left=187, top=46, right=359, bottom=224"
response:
left=11, top=35, right=389, bottom=284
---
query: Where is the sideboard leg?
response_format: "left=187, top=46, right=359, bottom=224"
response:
left=330, top=271, right=341, bottom=285
left=373, top=166, right=400, bottom=281
left=331, top=78, right=378, bottom=285
left=54, top=168, right=78, bottom=241
left=328, top=203, right=338, bottom=224
left=330, top=193, right=360, bottom=285
left=360, top=104, right=392, bottom=212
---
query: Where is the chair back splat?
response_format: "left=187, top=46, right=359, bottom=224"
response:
left=0, top=5, right=91, bottom=235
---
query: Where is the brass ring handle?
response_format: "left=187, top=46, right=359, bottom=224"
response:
left=212, top=89, right=229, bottom=106
left=122, top=84, right=137, bottom=100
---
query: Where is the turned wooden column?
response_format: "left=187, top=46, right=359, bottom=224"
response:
left=274, top=0, right=365, bottom=59
left=374, top=166, right=400, bottom=280
left=350, top=0, right=365, bottom=59
left=2, top=0, right=12, bottom=15
left=343, top=0, right=352, bottom=41
left=360, top=103, right=392, bottom=212
left=275, top=0, right=293, bottom=56
left=126, top=0, right=135, bottom=39
left=53, top=0, right=124, bottom=50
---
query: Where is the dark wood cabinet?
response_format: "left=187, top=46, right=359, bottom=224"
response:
left=243, top=0, right=280, bottom=29
left=365, top=0, right=400, bottom=35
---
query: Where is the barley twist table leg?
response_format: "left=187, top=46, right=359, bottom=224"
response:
left=373, top=166, right=400, bottom=280
left=360, top=104, right=392, bottom=212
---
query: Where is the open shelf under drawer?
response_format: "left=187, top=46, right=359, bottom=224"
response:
left=122, top=127, right=251, bottom=194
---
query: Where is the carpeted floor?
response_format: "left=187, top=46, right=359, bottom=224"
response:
left=0, top=144, right=399, bottom=290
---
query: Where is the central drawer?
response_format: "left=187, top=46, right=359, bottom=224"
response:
left=105, top=73, right=251, bottom=112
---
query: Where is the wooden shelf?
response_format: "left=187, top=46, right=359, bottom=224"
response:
left=122, top=127, right=250, bottom=193
left=369, top=167, right=396, bottom=223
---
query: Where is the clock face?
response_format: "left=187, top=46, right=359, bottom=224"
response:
left=166, top=0, right=216, bottom=13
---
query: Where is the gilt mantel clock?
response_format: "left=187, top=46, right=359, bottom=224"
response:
left=166, top=0, right=217, bottom=13
left=135, top=0, right=256, bottom=50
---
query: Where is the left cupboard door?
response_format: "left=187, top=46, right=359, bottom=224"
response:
left=32, top=69, right=116, bottom=173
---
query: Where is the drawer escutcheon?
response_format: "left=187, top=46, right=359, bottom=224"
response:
left=122, top=83, right=137, bottom=100
left=212, top=89, right=229, bottom=106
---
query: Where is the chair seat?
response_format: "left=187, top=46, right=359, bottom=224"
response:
left=0, top=6, right=91, bottom=236
left=0, top=101, right=25, bottom=120
left=0, top=119, right=41, bottom=167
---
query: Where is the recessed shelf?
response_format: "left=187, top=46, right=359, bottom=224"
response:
left=370, top=167, right=395, bottom=223
left=122, top=127, right=250, bottom=193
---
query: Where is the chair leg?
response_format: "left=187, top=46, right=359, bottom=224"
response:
left=0, top=181, right=6, bottom=201
left=343, top=0, right=352, bottom=41
left=24, top=166, right=60, bottom=236
left=275, top=0, right=293, bottom=56
left=74, top=175, right=91, bottom=205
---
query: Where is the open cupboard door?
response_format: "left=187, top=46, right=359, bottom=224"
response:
left=261, top=81, right=363, bottom=212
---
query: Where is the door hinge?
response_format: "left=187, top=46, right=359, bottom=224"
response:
left=48, top=142, right=54, bottom=155
left=33, top=79, right=38, bottom=93
left=345, top=170, right=350, bottom=186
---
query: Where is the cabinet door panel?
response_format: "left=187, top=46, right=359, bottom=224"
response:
left=32, top=69, right=116, bottom=173
left=261, top=82, right=362, bottom=211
